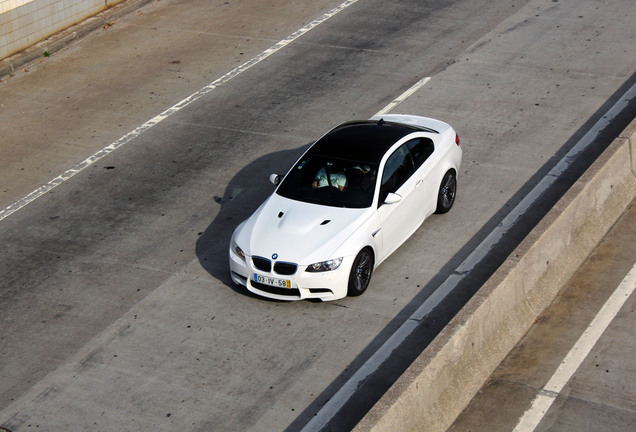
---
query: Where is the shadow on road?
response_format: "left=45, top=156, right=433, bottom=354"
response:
left=194, top=143, right=311, bottom=295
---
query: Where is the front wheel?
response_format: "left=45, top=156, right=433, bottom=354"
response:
left=347, top=248, right=374, bottom=297
left=435, top=170, right=457, bottom=214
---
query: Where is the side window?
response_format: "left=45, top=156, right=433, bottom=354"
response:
left=379, top=144, right=415, bottom=204
left=406, top=138, right=434, bottom=170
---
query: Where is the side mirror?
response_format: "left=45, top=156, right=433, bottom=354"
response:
left=269, top=174, right=281, bottom=185
left=384, top=192, right=402, bottom=204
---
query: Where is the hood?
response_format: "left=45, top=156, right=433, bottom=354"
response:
left=236, top=193, right=370, bottom=265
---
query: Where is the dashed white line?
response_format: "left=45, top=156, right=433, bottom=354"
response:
left=374, top=76, right=431, bottom=116
left=513, top=261, right=636, bottom=432
left=0, top=0, right=361, bottom=222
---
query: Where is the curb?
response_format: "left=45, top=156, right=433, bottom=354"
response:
left=0, top=0, right=154, bottom=80
left=354, top=119, right=636, bottom=432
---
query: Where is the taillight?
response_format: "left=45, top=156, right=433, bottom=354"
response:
left=455, top=133, right=460, bottom=146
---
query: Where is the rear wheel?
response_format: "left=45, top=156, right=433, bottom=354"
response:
left=347, top=248, right=374, bottom=296
left=435, top=170, right=457, bottom=214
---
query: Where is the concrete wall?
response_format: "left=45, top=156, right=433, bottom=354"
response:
left=354, top=120, right=636, bottom=432
left=0, top=0, right=124, bottom=60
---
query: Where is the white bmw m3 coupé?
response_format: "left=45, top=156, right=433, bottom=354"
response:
left=229, top=114, right=462, bottom=301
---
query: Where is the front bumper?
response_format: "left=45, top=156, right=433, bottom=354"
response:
left=229, top=248, right=352, bottom=301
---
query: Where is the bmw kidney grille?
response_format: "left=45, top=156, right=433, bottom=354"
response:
left=252, top=257, right=297, bottom=275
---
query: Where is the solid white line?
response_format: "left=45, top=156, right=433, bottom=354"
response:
left=513, top=261, right=636, bottom=432
left=300, top=80, right=636, bottom=432
left=0, top=0, right=361, bottom=222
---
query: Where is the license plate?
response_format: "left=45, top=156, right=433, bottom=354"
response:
left=254, top=273, right=291, bottom=288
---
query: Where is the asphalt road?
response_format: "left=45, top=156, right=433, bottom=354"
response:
left=0, top=0, right=635, bottom=431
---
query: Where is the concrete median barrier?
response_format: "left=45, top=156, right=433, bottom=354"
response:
left=354, top=119, right=636, bottom=432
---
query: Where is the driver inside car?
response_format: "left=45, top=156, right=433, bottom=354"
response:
left=312, top=162, right=347, bottom=191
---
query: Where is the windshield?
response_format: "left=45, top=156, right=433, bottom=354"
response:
left=276, top=154, right=378, bottom=208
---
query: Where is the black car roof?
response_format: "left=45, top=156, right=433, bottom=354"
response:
left=307, top=120, right=420, bottom=164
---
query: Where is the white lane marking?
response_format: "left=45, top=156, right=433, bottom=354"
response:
left=300, top=80, right=636, bottom=432
left=513, top=261, right=636, bottom=432
left=374, top=76, right=431, bottom=116
left=0, top=0, right=361, bottom=222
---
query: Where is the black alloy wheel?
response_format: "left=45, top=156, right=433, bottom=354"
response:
left=435, top=170, right=457, bottom=214
left=347, top=248, right=374, bottom=296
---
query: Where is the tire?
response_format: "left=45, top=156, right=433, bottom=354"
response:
left=435, top=170, right=457, bottom=214
left=347, top=248, right=374, bottom=297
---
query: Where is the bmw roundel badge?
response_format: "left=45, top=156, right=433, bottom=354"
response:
left=272, top=253, right=278, bottom=260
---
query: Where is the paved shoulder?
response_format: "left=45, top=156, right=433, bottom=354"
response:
left=448, top=199, right=636, bottom=432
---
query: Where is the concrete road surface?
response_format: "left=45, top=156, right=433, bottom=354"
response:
left=0, top=0, right=635, bottom=430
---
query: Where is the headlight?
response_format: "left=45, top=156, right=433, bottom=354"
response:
left=306, top=257, right=343, bottom=272
left=232, top=240, right=246, bottom=261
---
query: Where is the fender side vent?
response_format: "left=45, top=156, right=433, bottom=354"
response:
left=320, top=220, right=331, bottom=225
